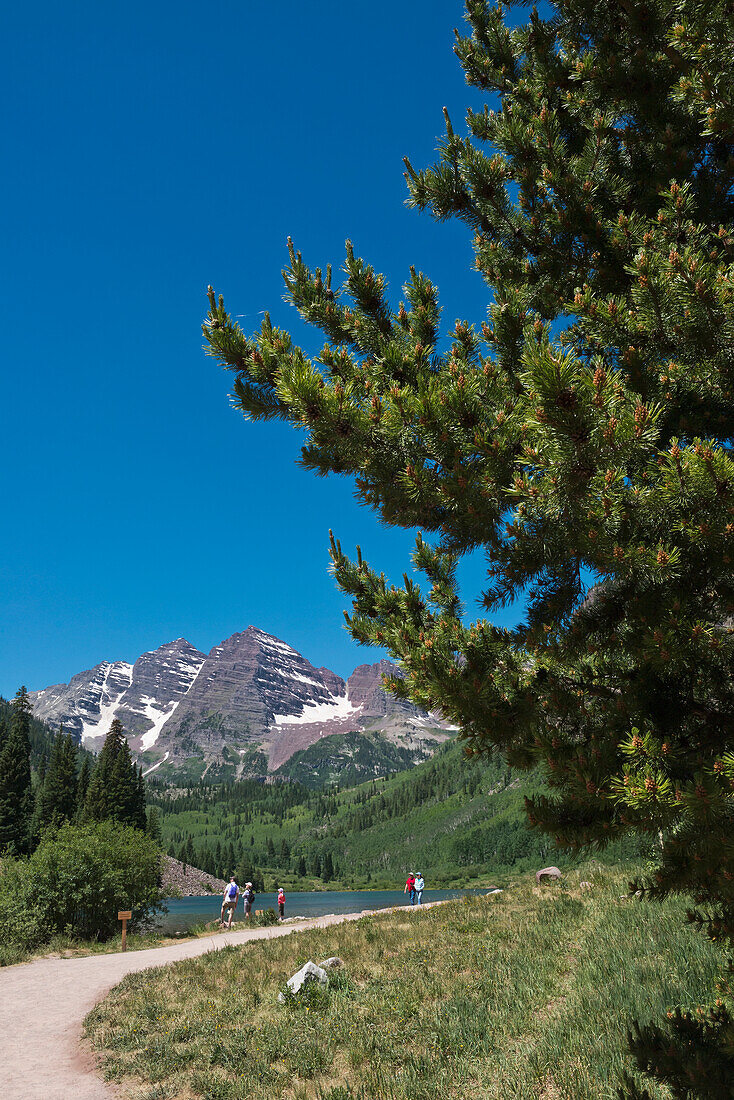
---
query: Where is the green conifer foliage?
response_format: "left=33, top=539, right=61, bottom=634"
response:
left=146, top=805, right=162, bottom=845
left=38, top=730, right=79, bottom=831
left=76, top=754, right=91, bottom=817
left=0, top=687, right=34, bottom=854
left=84, top=719, right=146, bottom=831
left=135, top=765, right=147, bottom=832
left=205, top=2, right=734, bottom=1091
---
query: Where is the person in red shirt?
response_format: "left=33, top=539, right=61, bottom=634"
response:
left=277, top=886, right=286, bottom=919
left=404, top=872, right=416, bottom=905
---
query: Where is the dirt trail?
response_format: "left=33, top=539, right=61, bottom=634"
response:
left=0, top=903, right=439, bottom=1099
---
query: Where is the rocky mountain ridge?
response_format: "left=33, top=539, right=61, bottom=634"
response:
left=30, top=627, right=453, bottom=780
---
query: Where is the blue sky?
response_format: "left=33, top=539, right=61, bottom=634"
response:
left=1, top=1, right=519, bottom=696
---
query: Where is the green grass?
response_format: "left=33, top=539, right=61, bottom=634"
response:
left=84, top=864, right=722, bottom=1099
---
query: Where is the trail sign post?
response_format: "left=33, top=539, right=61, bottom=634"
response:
left=118, top=910, right=132, bottom=952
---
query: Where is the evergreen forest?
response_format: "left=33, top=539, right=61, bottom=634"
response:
left=0, top=690, right=161, bottom=961
left=148, top=739, right=640, bottom=889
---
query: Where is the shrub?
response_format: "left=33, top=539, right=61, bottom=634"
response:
left=0, top=858, right=45, bottom=964
left=0, top=820, right=163, bottom=955
left=255, top=906, right=278, bottom=926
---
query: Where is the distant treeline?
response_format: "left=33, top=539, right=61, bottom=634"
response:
left=147, top=740, right=620, bottom=886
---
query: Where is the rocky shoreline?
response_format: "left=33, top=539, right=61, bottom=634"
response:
left=160, top=854, right=227, bottom=897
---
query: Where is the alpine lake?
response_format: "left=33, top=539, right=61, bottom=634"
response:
left=157, top=888, right=488, bottom=933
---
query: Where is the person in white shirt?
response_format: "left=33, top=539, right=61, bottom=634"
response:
left=414, top=873, right=425, bottom=904
left=220, top=876, right=239, bottom=928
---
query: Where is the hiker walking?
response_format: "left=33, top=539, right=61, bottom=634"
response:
left=220, top=876, right=239, bottom=928
left=277, top=886, right=286, bottom=919
left=414, top=872, right=425, bottom=905
left=241, top=881, right=255, bottom=920
left=404, top=871, right=416, bottom=905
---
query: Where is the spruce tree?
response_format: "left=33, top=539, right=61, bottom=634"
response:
left=146, top=805, right=162, bottom=845
left=38, top=730, right=78, bottom=831
left=205, top=1, right=734, bottom=1093
left=0, top=687, right=34, bottom=854
left=76, top=754, right=91, bottom=818
left=84, top=719, right=146, bottom=830
left=109, top=742, right=136, bottom=822
left=135, top=765, right=147, bottom=832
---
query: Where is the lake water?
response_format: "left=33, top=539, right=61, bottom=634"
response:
left=157, top=888, right=487, bottom=933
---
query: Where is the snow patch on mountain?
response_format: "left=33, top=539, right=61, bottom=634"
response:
left=142, top=751, right=170, bottom=776
left=135, top=648, right=206, bottom=749
left=79, top=662, right=133, bottom=743
left=138, top=697, right=181, bottom=750
left=272, top=692, right=363, bottom=727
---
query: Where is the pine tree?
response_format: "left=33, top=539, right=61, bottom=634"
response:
left=205, top=2, right=734, bottom=1092
left=146, top=806, right=162, bottom=845
left=84, top=719, right=146, bottom=830
left=76, top=754, right=91, bottom=817
left=0, top=687, right=34, bottom=854
left=135, top=766, right=147, bottom=832
left=235, top=853, right=254, bottom=887
left=38, top=730, right=79, bottom=831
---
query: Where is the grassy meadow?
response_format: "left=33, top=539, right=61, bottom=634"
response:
left=84, top=864, right=721, bottom=1099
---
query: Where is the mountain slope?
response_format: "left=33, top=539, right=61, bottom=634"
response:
left=29, top=628, right=453, bottom=780
left=30, top=639, right=206, bottom=749
left=150, top=739, right=643, bottom=886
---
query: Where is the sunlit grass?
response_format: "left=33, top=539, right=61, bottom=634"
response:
left=85, top=865, right=721, bottom=1099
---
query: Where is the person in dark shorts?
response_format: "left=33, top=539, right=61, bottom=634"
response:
left=221, top=876, right=239, bottom=928
left=277, top=886, right=285, bottom=918
left=242, top=882, right=255, bottom=919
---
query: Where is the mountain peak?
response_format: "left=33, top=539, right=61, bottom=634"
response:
left=31, top=627, right=453, bottom=778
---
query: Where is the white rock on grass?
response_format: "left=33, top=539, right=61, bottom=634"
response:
left=319, top=956, right=343, bottom=970
left=280, top=961, right=329, bottom=1000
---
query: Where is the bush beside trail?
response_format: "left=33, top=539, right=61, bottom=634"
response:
left=0, top=821, right=163, bottom=964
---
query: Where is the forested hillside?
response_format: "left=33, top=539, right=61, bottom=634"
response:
left=0, top=695, right=71, bottom=770
left=149, top=741, right=640, bottom=889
